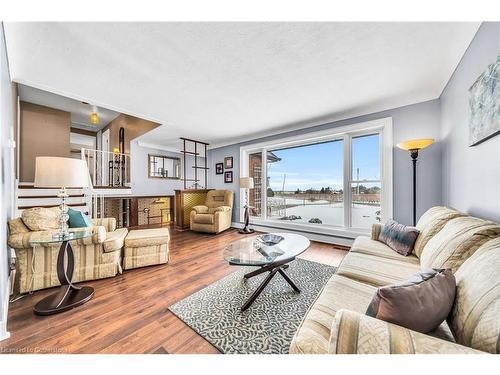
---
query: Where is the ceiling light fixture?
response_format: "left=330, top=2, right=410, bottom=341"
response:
left=90, top=105, right=100, bottom=125
left=90, top=112, right=99, bottom=124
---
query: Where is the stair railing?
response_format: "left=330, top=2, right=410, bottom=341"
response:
left=81, top=148, right=130, bottom=187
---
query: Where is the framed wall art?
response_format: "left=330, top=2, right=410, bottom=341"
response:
left=215, top=162, right=224, bottom=175
left=469, top=54, right=500, bottom=146
left=224, top=156, right=233, bottom=169
left=224, top=171, right=233, bottom=183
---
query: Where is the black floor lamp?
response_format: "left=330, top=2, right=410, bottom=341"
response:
left=397, top=138, right=434, bottom=226
left=239, top=177, right=255, bottom=234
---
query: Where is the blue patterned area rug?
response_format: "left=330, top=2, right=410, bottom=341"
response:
left=169, top=258, right=336, bottom=354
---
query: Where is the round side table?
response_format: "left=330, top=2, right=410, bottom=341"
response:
left=29, top=230, right=95, bottom=315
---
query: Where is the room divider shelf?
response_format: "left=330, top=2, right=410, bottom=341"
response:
left=180, top=137, right=209, bottom=189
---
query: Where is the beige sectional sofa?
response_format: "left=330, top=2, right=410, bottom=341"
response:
left=290, top=206, right=500, bottom=354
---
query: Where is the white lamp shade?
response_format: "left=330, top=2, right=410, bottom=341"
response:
left=240, top=177, right=254, bottom=189
left=34, top=157, right=90, bottom=188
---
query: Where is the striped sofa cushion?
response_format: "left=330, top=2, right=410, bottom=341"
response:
left=420, top=216, right=500, bottom=273
left=414, top=206, right=465, bottom=258
left=448, top=237, right=500, bottom=353
left=336, top=249, right=420, bottom=287
left=329, top=309, right=479, bottom=354
left=289, top=275, right=376, bottom=354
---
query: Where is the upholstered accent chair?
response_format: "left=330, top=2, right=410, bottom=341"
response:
left=190, top=189, right=234, bottom=234
left=7, top=208, right=127, bottom=294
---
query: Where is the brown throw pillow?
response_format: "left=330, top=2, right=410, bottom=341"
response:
left=366, top=269, right=456, bottom=333
left=378, top=220, right=420, bottom=256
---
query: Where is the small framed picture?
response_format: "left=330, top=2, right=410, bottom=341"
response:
left=224, top=171, right=233, bottom=183
left=224, top=156, right=233, bottom=169
left=215, top=163, right=224, bottom=175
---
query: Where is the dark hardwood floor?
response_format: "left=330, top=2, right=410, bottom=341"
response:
left=0, top=227, right=348, bottom=354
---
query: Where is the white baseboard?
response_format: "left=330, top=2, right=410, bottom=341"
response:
left=0, top=325, right=10, bottom=342
left=1, top=270, right=12, bottom=342
left=231, top=222, right=354, bottom=247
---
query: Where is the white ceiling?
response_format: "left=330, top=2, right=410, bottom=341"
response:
left=18, top=84, right=120, bottom=132
left=5, top=22, right=480, bottom=149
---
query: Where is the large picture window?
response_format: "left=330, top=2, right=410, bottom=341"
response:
left=266, top=139, right=344, bottom=226
left=241, top=118, right=392, bottom=236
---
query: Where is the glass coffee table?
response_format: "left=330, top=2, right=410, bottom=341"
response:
left=223, top=233, right=310, bottom=311
left=29, top=230, right=96, bottom=315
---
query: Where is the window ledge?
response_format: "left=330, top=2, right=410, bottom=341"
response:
left=246, top=218, right=370, bottom=240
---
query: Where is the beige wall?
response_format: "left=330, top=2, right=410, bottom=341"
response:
left=20, top=101, right=71, bottom=182
left=102, top=114, right=159, bottom=154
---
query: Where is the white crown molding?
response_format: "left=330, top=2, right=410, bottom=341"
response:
left=136, top=140, right=182, bottom=154
left=208, top=97, right=433, bottom=150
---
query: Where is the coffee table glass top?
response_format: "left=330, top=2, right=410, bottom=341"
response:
left=223, top=233, right=310, bottom=266
left=29, top=229, right=94, bottom=245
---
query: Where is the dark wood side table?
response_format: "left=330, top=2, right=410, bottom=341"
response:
left=29, top=231, right=95, bottom=315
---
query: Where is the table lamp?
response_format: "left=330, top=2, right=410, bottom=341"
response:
left=239, top=177, right=255, bottom=234
left=34, top=157, right=90, bottom=239
left=396, top=138, right=434, bottom=226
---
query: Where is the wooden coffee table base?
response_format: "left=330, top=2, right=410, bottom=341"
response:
left=240, top=259, right=300, bottom=311
left=34, top=240, right=95, bottom=316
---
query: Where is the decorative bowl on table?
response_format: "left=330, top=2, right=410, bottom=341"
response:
left=257, top=234, right=284, bottom=246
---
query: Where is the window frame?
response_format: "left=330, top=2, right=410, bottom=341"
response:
left=239, top=117, right=393, bottom=238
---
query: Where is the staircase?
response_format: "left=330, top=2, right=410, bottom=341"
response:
left=15, top=148, right=133, bottom=219
left=15, top=184, right=91, bottom=217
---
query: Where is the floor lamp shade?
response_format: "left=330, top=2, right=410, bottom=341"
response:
left=397, top=138, right=434, bottom=152
left=34, top=157, right=90, bottom=188
left=240, top=177, right=254, bottom=189
left=397, top=138, right=434, bottom=226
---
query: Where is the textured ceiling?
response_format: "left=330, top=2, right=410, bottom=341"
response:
left=4, top=22, right=480, bottom=149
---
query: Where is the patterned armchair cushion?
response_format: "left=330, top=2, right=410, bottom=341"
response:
left=103, top=228, right=128, bottom=252
left=69, top=226, right=107, bottom=245
left=413, top=206, right=465, bottom=258
left=419, top=216, right=500, bottom=273
left=8, top=226, right=107, bottom=249
left=8, top=230, right=45, bottom=249
left=328, top=309, right=480, bottom=354
left=8, top=217, right=30, bottom=234
left=448, top=237, right=500, bottom=353
left=92, top=217, right=117, bottom=232
left=21, top=207, right=61, bottom=231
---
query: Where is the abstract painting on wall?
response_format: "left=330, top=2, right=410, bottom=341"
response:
left=468, top=54, right=500, bottom=146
